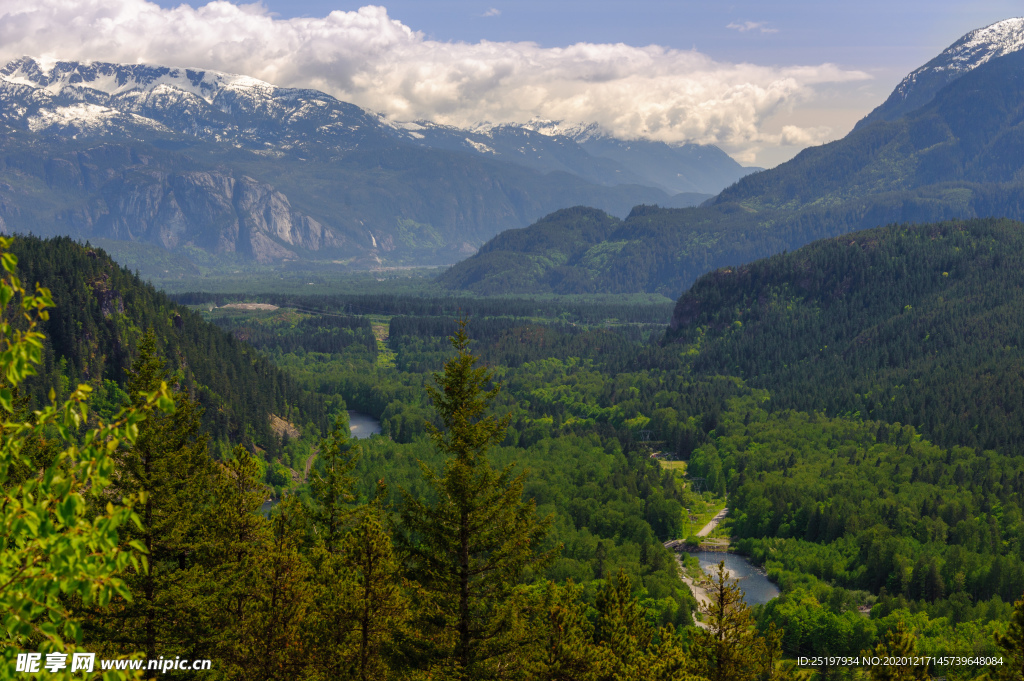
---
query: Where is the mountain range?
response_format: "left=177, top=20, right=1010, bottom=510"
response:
left=440, top=17, right=1024, bottom=297
left=0, top=57, right=752, bottom=272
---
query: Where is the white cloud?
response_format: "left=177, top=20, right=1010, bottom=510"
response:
left=727, top=21, right=779, bottom=34
left=0, top=1, right=866, bottom=158
left=482, top=8, right=501, bottom=17
left=778, top=124, right=834, bottom=147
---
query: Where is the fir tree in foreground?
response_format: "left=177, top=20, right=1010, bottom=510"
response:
left=85, top=330, right=214, bottom=662
left=991, top=595, right=1024, bottom=681
left=690, top=561, right=783, bottom=681
left=399, top=321, right=555, bottom=679
left=306, top=418, right=409, bottom=681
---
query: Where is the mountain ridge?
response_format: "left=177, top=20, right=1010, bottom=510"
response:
left=858, top=17, right=1024, bottom=126
left=441, top=18, right=1024, bottom=297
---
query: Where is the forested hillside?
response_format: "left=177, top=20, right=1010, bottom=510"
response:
left=4, top=237, right=813, bottom=679
left=7, top=236, right=328, bottom=452
left=665, top=217, right=1024, bottom=457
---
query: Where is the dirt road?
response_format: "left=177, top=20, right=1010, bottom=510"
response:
left=697, top=507, right=729, bottom=536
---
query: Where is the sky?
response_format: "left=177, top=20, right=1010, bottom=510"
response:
left=1, top=1, right=1021, bottom=167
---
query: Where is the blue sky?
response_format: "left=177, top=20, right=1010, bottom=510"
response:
left=211, top=0, right=1017, bottom=69
left=6, top=1, right=1022, bottom=166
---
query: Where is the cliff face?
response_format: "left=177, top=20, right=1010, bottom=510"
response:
left=28, top=160, right=347, bottom=263
left=96, top=171, right=345, bottom=263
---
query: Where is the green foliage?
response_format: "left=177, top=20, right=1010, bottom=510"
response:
left=0, top=236, right=170, bottom=676
left=866, top=619, right=929, bottom=680
left=993, top=595, right=1024, bottom=680
left=84, top=330, right=214, bottom=660
left=398, top=323, right=555, bottom=678
left=177, top=289, right=676, bottom=326
left=691, top=397, right=1024, bottom=606
left=209, top=307, right=377, bottom=359
left=308, top=416, right=360, bottom=551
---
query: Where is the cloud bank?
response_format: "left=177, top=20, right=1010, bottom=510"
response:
left=0, top=1, right=868, bottom=160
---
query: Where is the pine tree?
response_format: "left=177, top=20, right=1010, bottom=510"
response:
left=335, top=493, right=409, bottom=681
left=398, top=322, right=554, bottom=679
left=593, top=570, right=654, bottom=676
left=689, top=561, right=774, bottom=681
left=85, top=330, right=213, bottom=664
left=308, top=415, right=360, bottom=552
left=591, top=570, right=709, bottom=681
left=195, top=445, right=274, bottom=673
left=532, top=581, right=613, bottom=681
left=866, top=619, right=929, bottom=681
left=306, top=434, right=408, bottom=681
left=231, top=498, right=312, bottom=681
left=992, top=594, right=1024, bottom=681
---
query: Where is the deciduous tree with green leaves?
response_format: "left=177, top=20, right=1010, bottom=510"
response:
left=0, top=236, right=171, bottom=676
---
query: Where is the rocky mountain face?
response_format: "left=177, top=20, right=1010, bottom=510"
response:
left=75, top=168, right=344, bottom=264
left=0, top=57, right=751, bottom=272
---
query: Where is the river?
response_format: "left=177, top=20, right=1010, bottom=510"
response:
left=347, top=411, right=382, bottom=439
left=694, top=551, right=780, bottom=605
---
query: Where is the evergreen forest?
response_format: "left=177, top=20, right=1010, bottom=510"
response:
left=4, top=227, right=1024, bottom=681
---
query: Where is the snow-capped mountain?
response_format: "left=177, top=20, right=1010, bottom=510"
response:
left=859, top=17, right=1024, bottom=127
left=0, top=57, right=397, bottom=150
left=0, top=56, right=751, bottom=196
left=381, top=118, right=666, bottom=191
left=1, top=57, right=732, bottom=271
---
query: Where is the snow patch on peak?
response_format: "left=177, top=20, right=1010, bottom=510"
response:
left=464, top=138, right=495, bottom=154
left=466, top=121, right=497, bottom=135
left=933, top=17, right=1024, bottom=74
left=27, top=103, right=117, bottom=132
left=521, top=119, right=604, bottom=142
left=894, top=17, right=1024, bottom=101
left=0, top=57, right=276, bottom=105
left=26, top=102, right=167, bottom=133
